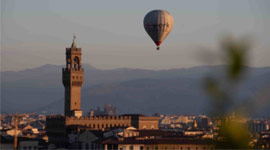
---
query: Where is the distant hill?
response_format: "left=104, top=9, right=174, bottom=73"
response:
left=1, top=64, right=270, bottom=116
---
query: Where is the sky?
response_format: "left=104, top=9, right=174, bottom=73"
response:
left=1, top=0, right=270, bottom=71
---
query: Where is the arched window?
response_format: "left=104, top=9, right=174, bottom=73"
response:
left=73, top=56, right=80, bottom=69
left=67, top=58, right=71, bottom=69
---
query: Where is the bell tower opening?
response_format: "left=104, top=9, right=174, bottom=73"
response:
left=62, top=35, right=84, bottom=117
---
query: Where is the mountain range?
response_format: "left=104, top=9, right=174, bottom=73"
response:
left=1, top=64, right=270, bottom=117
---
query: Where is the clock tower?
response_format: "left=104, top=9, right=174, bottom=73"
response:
left=62, top=35, right=84, bottom=117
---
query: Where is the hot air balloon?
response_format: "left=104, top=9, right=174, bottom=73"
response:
left=144, top=10, right=174, bottom=50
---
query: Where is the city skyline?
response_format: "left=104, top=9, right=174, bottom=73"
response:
left=1, top=1, right=270, bottom=149
left=2, top=0, right=270, bottom=71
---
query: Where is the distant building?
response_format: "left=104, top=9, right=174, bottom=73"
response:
left=6, top=129, right=22, bottom=137
left=254, top=131, right=270, bottom=149
left=64, top=127, right=215, bottom=150
left=98, top=138, right=215, bottom=150
left=21, top=124, right=39, bottom=135
left=89, top=104, right=117, bottom=117
left=200, top=118, right=210, bottom=129
left=95, top=128, right=215, bottom=150
left=104, top=104, right=117, bottom=116
left=248, top=120, right=270, bottom=133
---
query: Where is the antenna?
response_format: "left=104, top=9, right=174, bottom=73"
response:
left=73, top=33, right=76, bottom=41
left=71, top=33, right=76, bottom=48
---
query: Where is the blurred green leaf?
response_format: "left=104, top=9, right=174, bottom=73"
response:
left=203, top=36, right=252, bottom=149
left=218, top=119, right=250, bottom=149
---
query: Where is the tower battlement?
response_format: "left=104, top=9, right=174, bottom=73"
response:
left=66, top=116, right=131, bottom=120
left=62, top=68, right=84, bottom=72
left=66, top=47, right=81, bottom=52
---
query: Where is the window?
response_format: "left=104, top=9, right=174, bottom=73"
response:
left=130, top=146, right=134, bottom=150
left=73, top=56, right=80, bottom=69
left=140, top=146, right=144, bottom=150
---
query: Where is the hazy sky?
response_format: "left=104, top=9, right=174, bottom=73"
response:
left=1, top=0, right=270, bottom=71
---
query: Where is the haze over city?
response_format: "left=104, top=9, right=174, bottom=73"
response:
left=2, top=0, right=270, bottom=71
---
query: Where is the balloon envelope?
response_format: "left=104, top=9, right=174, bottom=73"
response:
left=144, top=10, right=174, bottom=49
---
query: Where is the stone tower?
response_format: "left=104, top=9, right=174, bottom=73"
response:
left=62, top=35, right=84, bottom=117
